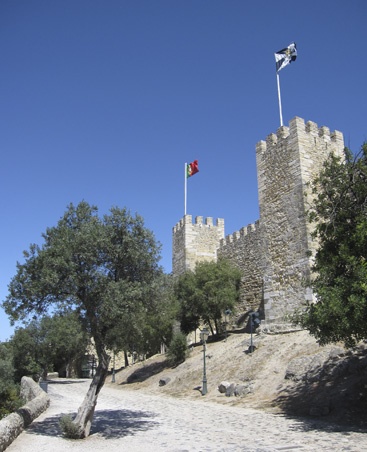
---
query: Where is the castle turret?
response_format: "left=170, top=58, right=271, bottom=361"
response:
left=172, top=215, right=225, bottom=275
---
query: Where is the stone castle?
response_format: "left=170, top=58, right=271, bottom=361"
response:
left=172, top=117, right=345, bottom=329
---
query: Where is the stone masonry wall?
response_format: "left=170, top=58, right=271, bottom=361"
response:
left=256, top=117, right=344, bottom=325
left=172, top=215, right=225, bottom=275
left=218, top=221, right=264, bottom=314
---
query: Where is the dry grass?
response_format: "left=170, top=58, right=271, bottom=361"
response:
left=109, top=329, right=367, bottom=428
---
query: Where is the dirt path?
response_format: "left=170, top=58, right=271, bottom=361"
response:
left=6, top=378, right=367, bottom=452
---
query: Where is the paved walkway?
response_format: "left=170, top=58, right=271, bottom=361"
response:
left=6, top=379, right=367, bottom=451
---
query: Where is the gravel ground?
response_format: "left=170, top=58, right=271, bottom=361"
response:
left=5, top=378, right=367, bottom=452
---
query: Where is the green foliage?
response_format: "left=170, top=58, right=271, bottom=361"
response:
left=175, top=259, right=241, bottom=335
left=140, top=273, right=179, bottom=356
left=167, top=332, right=189, bottom=365
left=10, top=324, right=43, bottom=381
left=0, top=343, right=15, bottom=391
left=1, top=201, right=164, bottom=436
left=0, top=343, right=23, bottom=419
left=60, top=415, right=83, bottom=439
left=174, top=270, right=200, bottom=334
left=10, top=312, right=89, bottom=381
left=2, top=202, right=162, bottom=359
left=299, top=144, right=367, bottom=347
left=0, top=384, right=24, bottom=420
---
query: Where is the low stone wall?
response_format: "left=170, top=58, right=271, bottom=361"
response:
left=0, top=376, right=50, bottom=452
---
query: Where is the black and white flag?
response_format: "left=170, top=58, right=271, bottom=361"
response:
left=275, top=42, right=297, bottom=72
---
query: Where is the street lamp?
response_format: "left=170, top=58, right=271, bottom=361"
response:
left=200, top=327, right=209, bottom=395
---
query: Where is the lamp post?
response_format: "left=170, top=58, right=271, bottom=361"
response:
left=200, top=328, right=209, bottom=395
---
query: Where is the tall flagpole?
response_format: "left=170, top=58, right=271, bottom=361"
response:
left=274, top=42, right=297, bottom=128
left=276, top=72, right=283, bottom=127
left=184, top=162, right=187, bottom=216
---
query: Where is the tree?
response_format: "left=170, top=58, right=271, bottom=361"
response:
left=174, top=270, right=201, bottom=335
left=0, top=342, right=23, bottom=419
left=10, top=320, right=47, bottom=382
left=45, top=312, right=90, bottom=378
left=140, top=273, right=179, bottom=356
left=175, top=259, right=241, bottom=336
left=10, top=312, right=89, bottom=381
left=2, top=201, right=162, bottom=438
left=299, top=144, right=367, bottom=347
left=104, top=273, right=178, bottom=364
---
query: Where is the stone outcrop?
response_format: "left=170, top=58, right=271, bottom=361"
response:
left=0, top=376, right=50, bottom=452
left=218, top=380, right=253, bottom=397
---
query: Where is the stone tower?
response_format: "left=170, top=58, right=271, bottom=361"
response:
left=256, top=117, right=344, bottom=324
left=172, top=215, right=225, bottom=275
left=172, top=117, right=345, bottom=328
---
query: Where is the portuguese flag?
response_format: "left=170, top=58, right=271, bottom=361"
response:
left=187, top=160, right=199, bottom=178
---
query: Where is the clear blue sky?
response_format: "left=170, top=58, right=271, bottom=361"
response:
left=1, top=0, right=366, bottom=341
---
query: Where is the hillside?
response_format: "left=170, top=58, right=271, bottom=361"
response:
left=109, top=330, right=367, bottom=429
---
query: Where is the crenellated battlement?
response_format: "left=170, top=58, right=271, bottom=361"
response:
left=220, top=220, right=260, bottom=247
left=173, top=215, right=224, bottom=234
left=257, top=117, right=344, bottom=155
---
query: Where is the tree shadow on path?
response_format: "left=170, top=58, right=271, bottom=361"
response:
left=26, top=408, right=159, bottom=439
left=122, top=359, right=170, bottom=384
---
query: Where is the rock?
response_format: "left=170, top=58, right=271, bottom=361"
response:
left=285, top=352, right=330, bottom=382
left=218, top=381, right=231, bottom=394
left=20, top=376, right=44, bottom=402
left=47, top=372, right=59, bottom=379
left=328, top=347, right=345, bottom=360
left=234, top=384, right=251, bottom=396
left=225, top=383, right=236, bottom=397
left=159, top=377, right=171, bottom=386
left=0, top=376, right=50, bottom=452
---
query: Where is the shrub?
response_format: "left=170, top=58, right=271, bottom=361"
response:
left=167, top=332, right=189, bottom=365
left=0, top=384, right=24, bottom=419
left=60, top=415, right=83, bottom=439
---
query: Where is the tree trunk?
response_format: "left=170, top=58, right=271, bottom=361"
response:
left=72, top=349, right=110, bottom=438
left=41, top=367, right=48, bottom=381
left=208, top=321, right=215, bottom=336
left=124, top=350, right=129, bottom=368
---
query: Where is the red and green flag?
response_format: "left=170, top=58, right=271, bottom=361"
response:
left=187, top=160, right=199, bottom=178
left=184, top=160, right=199, bottom=215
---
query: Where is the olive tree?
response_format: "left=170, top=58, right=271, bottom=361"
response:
left=2, top=201, right=161, bottom=438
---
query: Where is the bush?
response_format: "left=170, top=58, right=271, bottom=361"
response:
left=167, top=332, right=189, bottom=365
left=0, top=343, right=24, bottom=419
left=0, top=384, right=24, bottom=420
left=60, top=415, right=83, bottom=439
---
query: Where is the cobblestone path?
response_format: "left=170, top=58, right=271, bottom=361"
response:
left=6, top=379, right=367, bottom=451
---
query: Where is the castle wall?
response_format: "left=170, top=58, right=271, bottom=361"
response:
left=218, top=221, right=264, bottom=313
left=172, top=215, right=225, bottom=275
left=172, top=117, right=345, bottom=329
